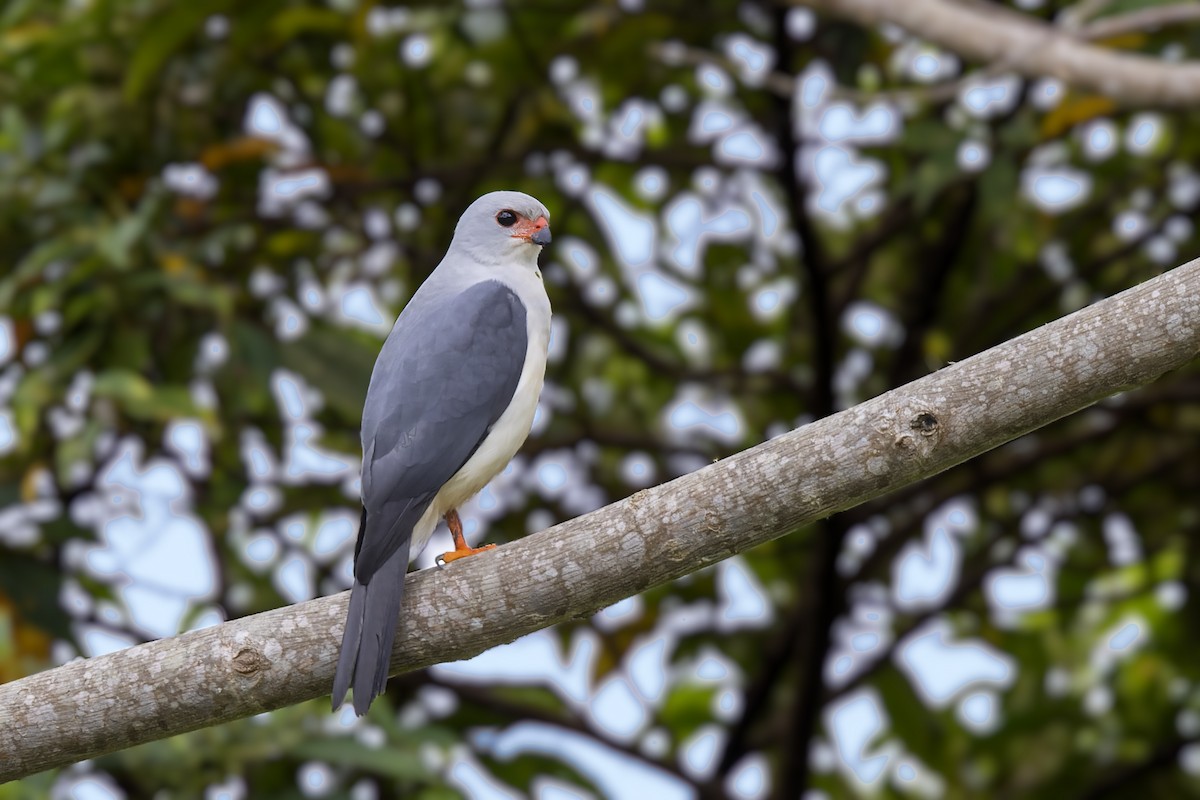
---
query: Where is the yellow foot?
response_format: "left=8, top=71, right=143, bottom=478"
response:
left=436, top=543, right=496, bottom=566
left=436, top=509, right=496, bottom=566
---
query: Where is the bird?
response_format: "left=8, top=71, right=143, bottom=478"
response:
left=332, top=190, right=552, bottom=715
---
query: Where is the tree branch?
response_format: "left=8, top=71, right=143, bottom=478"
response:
left=1080, top=4, right=1200, bottom=42
left=797, top=0, right=1200, bottom=107
left=2, top=260, right=1199, bottom=782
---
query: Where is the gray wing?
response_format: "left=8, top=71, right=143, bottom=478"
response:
left=353, top=278, right=528, bottom=583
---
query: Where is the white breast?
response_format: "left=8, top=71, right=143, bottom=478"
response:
left=408, top=273, right=551, bottom=557
left=434, top=319, right=548, bottom=511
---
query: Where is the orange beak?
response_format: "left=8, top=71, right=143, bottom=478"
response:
left=513, top=215, right=552, bottom=245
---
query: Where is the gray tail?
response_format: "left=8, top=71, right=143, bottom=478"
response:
left=331, top=512, right=411, bottom=716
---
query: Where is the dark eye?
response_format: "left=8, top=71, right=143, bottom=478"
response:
left=496, top=209, right=518, bottom=227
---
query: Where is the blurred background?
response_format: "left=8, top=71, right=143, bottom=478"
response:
left=3, top=0, right=1200, bottom=797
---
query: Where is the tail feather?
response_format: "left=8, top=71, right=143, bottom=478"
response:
left=332, top=524, right=411, bottom=714
left=331, top=575, right=365, bottom=709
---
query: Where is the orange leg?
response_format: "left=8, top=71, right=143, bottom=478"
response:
left=437, top=509, right=496, bottom=565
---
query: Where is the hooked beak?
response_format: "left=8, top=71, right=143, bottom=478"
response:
left=515, top=215, right=552, bottom=246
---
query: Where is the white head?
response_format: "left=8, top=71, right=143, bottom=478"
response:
left=446, top=190, right=552, bottom=270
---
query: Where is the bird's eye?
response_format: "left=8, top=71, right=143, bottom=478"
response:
left=496, top=210, right=518, bottom=227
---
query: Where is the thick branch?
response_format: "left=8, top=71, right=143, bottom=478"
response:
left=2, top=261, right=1199, bottom=782
left=798, top=0, right=1200, bottom=107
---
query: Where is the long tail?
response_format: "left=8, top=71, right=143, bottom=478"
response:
left=331, top=512, right=411, bottom=715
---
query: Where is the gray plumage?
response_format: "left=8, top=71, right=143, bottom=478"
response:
left=333, top=191, right=553, bottom=715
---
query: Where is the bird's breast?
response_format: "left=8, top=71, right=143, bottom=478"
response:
left=433, top=312, right=549, bottom=514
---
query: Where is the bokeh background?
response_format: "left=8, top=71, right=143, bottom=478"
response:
left=3, top=0, right=1200, bottom=798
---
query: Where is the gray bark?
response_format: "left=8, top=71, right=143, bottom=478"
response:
left=798, top=0, right=1200, bottom=108
left=2, top=259, right=1199, bottom=782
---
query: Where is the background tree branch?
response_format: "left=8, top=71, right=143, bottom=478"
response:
left=798, top=0, right=1200, bottom=107
left=2, top=259, right=1198, bottom=783
left=1079, top=3, right=1200, bottom=41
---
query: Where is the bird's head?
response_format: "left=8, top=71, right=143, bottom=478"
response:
left=448, top=190, right=552, bottom=269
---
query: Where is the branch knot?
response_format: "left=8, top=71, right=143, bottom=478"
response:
left=231, top=647, right=272, bottom=676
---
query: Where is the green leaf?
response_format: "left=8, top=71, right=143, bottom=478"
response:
left=124, top=1, right=232, bottom=101
left=0, top=237, right=80, bottom=311
left=0, top=768, right=55, bottom=800
left=659, top=683, right=716, bottom=741
left=96, top=188, right=164, bottom=270
left=0, top=0, right=42, bottom=29
left=415, top=788, right=463, bottom=800
left=138, top=268, right=237, bottom=318
left=10, top=369, right=52, bottom=449
left=0, top=553, right=73, bottom=640
left=270, top=7, right=350, bottom=42
left=54, top=419, right=101, bottom=486
left=222, top=321, right=280, bottom=416
left=279, top=325, right=378, bottom=421
left=488, top=685, right=572, bottom=717
left=480, top=751, right=602, bottom=797
left=92, top=369, right=198, bottom=421
left=875, top=668, right=948, bottom=771
left=290, top=738, right=430, bottom=781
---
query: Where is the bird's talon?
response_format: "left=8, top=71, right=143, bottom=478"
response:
left=438, top=543, right=496, bottom=564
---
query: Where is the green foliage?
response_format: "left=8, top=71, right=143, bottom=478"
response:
left=3, top=0, right=1200, bottom=797
left=480, top=752, right=602, bottom=798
